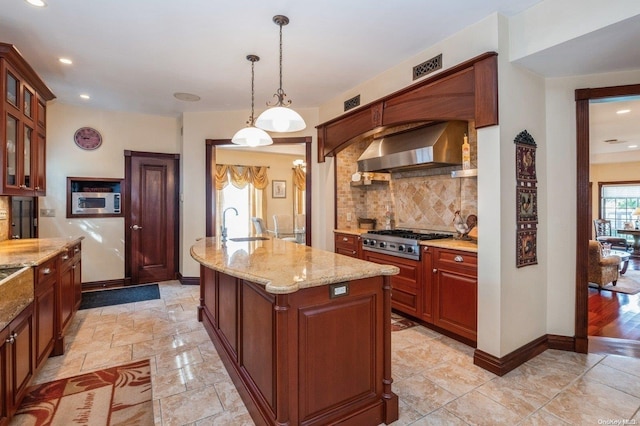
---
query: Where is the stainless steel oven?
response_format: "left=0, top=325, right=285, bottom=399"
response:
left=361, top=230, right=453, bottom=260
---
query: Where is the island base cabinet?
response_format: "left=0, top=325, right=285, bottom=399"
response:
left=199, top=266, right=398, bottom=425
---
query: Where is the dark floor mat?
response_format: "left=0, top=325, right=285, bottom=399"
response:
left=79, top=284, right=160, bottom=310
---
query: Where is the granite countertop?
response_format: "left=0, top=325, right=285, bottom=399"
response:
left=333, top=228, right=478, bottom=253
left=0, top=237, right=85, bottom=268
left=419, top=239, right=477, bottom=253
left=190, top=237, right=399, bottom=295
left=0, top=266, right=34, bottom=330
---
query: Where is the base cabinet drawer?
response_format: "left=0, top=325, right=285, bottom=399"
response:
left=334, top=233, right=361, bottom=258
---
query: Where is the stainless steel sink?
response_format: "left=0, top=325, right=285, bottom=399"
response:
left=229, top=237, right=270, bottom=242
left=0, top=267, right=23, bottom=281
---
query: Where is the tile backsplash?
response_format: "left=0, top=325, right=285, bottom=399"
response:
left=336, top=122, right=477, bottom=233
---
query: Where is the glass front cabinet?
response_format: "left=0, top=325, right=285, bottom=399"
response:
left=1, top=43, right=55, bottom=196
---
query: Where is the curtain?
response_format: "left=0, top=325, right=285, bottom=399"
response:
left=215, top=164, right=269, bottom=235
left=292, top=165, right=306, bottom=216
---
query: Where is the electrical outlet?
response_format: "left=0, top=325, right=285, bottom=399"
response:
left=40, top=209, right=55, bottom=217
left=347, top=212, right=352, bottom=221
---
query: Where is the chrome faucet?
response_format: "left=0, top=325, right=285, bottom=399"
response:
left=221, top=207, right=238, bottom=242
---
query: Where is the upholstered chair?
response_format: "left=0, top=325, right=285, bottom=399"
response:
left=272, top=214, right=297, bottom=242
left=588, top=240, right=621, bottom=291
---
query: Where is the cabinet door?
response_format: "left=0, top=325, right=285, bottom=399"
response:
left=59, top=256, right=75, bottom=336
left=420, top=246, right=433, bottom=323
left=8, top=305, right=34, bottom=412
left=34, top=280, right=56, bottom=369
left=433, top=266, right=477, bottom=342
left=73, top=249, right=82, bottom=312
left=34, top=132, right=46, bottom=195
left=0, top=327, right=9, bottom=425
left=334, top=233, right=360, bottom=258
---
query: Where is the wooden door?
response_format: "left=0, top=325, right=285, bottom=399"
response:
left=125, top=151, right=179, bottom=284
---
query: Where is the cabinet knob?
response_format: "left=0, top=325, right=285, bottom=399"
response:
left=5, top=332, right=17, bottom=344
left=423, top=247, right=428, bottom=252
left=61, top=254, right=69, bottom=260
left=433, top=268, right=438, bottom=273
left=72, top=265, right=77, bottom=269
left=19, top=184, right=27, bottom=189
left=43, top=267, right=51, bottom=275
left=454, top=255, right=464, bottom=262
left=352, top=250, right=356, bottom=255
left=343, top=237, right=348, bottom=242
left=74, top=247, right=80, bottom=253
left=35, top=186, right=40, bottom=190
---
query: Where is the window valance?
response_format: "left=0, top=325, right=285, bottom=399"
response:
left=215, top=164, right=269, bottom=190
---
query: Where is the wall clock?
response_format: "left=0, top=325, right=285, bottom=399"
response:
left=74, top=127, right=102, bottom=150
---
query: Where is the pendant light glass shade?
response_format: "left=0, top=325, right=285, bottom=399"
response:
left=232, top=126, right=273, bottom=147
left=255, top=15, right=306, bottom=133
left=232, top=54, right=273, bottom=147
left=255, top=106, right=305, bottom=132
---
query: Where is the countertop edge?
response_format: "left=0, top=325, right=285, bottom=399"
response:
left=0, top=236, right=85, bottom=268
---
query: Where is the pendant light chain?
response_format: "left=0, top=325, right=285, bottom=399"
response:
left=250, top=56, right=256, bottom=125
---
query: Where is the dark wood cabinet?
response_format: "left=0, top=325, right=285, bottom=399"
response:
left=199, top=266, right=398, bottom=425
left=0, top=43, right=54, bottom=196
left=334, top=232, right=361, bottom=258
left=316, top=52, right=497, bottom=162
left=420, top=246, right=434, bottom=323
left=362, top=250, right=421, bottom=318
left=56, top=244, right=80, bottom=355
left=34, top=256, right=57, bottom=369
left=431, top=248, right=477, bottom=342
left=0, top=304, right=35, bottom=424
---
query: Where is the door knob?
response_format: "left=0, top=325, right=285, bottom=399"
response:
left=131, top=225, right=143, bottom=230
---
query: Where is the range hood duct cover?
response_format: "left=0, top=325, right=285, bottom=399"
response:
left=357, top=121, right=468, bottom=172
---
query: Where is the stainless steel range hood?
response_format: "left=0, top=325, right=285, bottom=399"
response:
left=357, top=121, right=468, bottom=172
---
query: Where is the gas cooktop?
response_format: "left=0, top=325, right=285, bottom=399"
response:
left=362, top=229, right=454, bottom=241
left=361, top=229, right=453, bottom=260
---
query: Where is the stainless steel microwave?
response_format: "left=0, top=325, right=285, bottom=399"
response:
left=71, top=192, right=121, bottom=215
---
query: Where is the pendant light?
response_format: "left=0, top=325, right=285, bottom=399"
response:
left=255, top=15, right=306, bottom=133
left=232, top=55, right=273, bottom=147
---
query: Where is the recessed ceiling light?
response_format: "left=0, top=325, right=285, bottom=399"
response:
left=80, top=94, right=90, bottom=100
left=59, top=58, right=73, bottom=65
left=173, top=92, right=201, bottom=102
left=25, top=0, right=47, bottom=7
left=616, top=109, right=631, bottom=114
left=629, top=144, right=638, bottom=149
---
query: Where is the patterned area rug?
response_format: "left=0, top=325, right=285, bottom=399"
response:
left=590, top=269, right=640, bottom=295
left=391, top=313, right=418, bottom=331
left=12, top=359, right=152, bottom=426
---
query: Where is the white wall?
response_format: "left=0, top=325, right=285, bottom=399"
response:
left=41, top=103, right=179, bottom=283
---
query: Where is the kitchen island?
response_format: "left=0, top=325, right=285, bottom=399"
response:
left=190, top=237, right=399, bottom=426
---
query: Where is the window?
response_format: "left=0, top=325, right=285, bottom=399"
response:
left=600, top=183, right=640, bottom=235
left=219, top=184, right=250, bottom=238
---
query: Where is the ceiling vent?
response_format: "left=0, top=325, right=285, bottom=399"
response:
left=344, top=95, right=360, bottom=112
left=413, top=54, right=442, bottom=80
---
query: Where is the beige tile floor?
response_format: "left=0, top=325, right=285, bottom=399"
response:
left=11, top=280, right=640, bottom=425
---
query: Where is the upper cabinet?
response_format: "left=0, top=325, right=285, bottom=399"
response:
left=316, top=52, right=497, bottom=162
left=0, top=43, right=55, bottom=196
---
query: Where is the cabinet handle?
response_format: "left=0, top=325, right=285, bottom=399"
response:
left=433, top=268, right=438, bottom=273
left=35, top=186, right=40, bottom=190
left=74, top=247, right=80, bottom=253
left=343, top=237, right=348, bottom=242
left=352, top=250, right=356, bottom=255
left=454, top=255, right=464, bottom=262
left=61, top=254, right=69, bottom=260
left=72, top=265, right=77, bottom=269
left=43, top=267, right=51, bottom=275
left=6, top=332, right=17, bottom=344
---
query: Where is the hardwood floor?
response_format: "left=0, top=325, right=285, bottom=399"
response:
left=588, top=256, right=640, bottom=357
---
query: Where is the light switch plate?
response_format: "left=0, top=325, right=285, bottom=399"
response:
left=0, top=209, right=7, bottom=220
